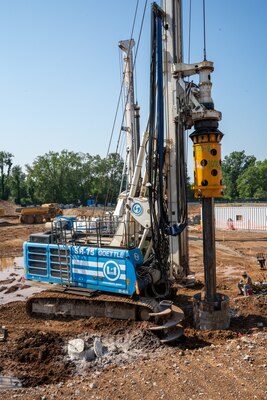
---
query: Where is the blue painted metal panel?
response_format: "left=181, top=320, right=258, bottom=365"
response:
left=24, top=242, right=141, bottom=296
left=24, top=242, right=71, bottom=284
left=71, top=246, right=98, bottom=286
left=98, top=248, right=127, bottom=290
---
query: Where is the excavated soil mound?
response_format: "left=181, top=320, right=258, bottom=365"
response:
left=10, top=331, right=74, bottom=387
left=0, top=200, right=17, bottom=215
left=127, top=329, right=161, bottom=351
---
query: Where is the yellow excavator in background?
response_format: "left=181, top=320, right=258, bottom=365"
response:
left=16, top=203, right=63, bottom=224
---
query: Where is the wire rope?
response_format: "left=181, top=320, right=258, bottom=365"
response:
left=188, top=0, right=192, bottom=64
left=203, top=0, right=207, bottom=60
left=185, top=0, right=192, bottom=166
left=134, top=46, right=138, bottom=103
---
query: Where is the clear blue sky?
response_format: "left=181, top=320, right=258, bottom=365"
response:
left=0, top=0, right=266, bottom=179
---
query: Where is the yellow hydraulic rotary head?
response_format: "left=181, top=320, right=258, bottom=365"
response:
left=190, top=121, right=224, bottom=198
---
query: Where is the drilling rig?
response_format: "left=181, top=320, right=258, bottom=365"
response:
left=23, top=0, right=230, bottom=342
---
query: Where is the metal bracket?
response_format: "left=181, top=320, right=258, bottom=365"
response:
left=175, top=78, right=221, bottom=128
left=127, top=197, right=151, bottom=228
left=172, top=60, right=214, bottom=78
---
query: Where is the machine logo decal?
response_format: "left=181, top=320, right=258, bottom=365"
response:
left=134, top=252, right=140, bottom=261
left=103, top=260, right=121, bottom=281
left=132, top=202, right=143, bottom=216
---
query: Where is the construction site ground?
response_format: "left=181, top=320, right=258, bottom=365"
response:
left=0, top=202, right=266, bottom=399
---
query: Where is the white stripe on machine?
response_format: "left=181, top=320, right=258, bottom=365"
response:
left=72, top=260, right=126, bottom=271
left=72, top=268, right=126, bottom=280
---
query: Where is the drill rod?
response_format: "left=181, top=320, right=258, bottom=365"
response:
left=202, top=197, right=217, bottom=302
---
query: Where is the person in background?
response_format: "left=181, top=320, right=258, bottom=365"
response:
left=237, top=271, right=252, bottom=296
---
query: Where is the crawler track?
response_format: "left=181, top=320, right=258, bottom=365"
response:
left=26, top=289, right=184, bottom=343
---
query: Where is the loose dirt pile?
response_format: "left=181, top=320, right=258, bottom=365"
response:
left=0, top=200, right=17, bottom=215
left=13, top=331, right=73, bottom=387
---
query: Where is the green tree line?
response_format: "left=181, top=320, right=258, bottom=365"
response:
left=0, top=149, right=266, bottom=205
left=0, top=150, right=123, bottom=206
left=221, top=150, right=267, bottom=200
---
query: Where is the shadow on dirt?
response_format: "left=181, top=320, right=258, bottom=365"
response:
left=230, top=314, right=266, bottom=333
left=173, top=291, right=266, bottom=348
left=168, top=334, right=211, bottom=350
left=0, top=221, right=18, bottom=227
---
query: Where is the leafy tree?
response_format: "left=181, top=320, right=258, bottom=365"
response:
left=25, top=150, right=124, bottom=205
left=9, top=165, right=27, bottom=204
left=77, top=153, right=95, bottom=206
left=104, top=153, right=124, bottom=204
left=222, top=151, right=256, bottom=199
left=0, top=151, right=13, bottom=200
left=84, top=154, right=104, bottom=202
left=237, top=160, right=267, bottom=199
left=25, top=150, right=84, bottom=204
left=91, top=153, right=124, bottom=205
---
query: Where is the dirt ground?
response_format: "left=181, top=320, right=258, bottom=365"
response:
left=0, top=203, right=266, bottom=399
